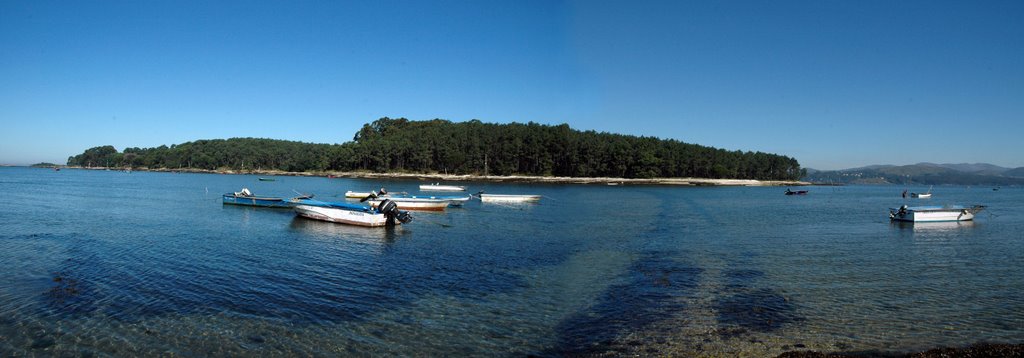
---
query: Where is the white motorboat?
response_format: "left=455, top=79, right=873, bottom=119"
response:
left=910, top=186, right=933, bottom=198
left=889, top=204, right=985, bottom=222
left=293, top=199, right=411, bottom=227
left=479, top=194, right=542, bottom=203
left=419, top=183, right=466, bottom=192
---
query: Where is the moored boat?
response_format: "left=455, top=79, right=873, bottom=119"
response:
left=910, top=186, right=933, bottom=198
left=346, top=191, right=375, bottom=199
left=889, top=204, right=985, bottom=222
left=348, top=189, right=468, bottom=207
left=222, top=188, right=312, bottom=208
left=367, top=197, right=450, bottom=211
left=784, top=189, right=808, bottom=195
left=293, top=198, right=412, bottom=227
left=419, top=183, right=466, bottom=192
left=401, top=194, right=471, bottom=206
left=479, top=194, right=542, bottom=203
left=258, top=177, right=276, bottom=181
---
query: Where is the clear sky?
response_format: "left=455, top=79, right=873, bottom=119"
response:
left=2, top=0, right=1022, bottom=170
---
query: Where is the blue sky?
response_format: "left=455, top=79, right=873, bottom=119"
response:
left=2, top=0, right=1021, bottom=170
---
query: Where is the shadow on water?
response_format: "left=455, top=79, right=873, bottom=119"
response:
left=715, top=268, right=801, bottom=338
left=542, top=253, right=703, bottom=356
left=723, top=268, right=765, bottom=289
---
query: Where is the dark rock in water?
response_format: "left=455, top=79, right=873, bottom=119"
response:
left=915, top=343, right=1024, bottom=357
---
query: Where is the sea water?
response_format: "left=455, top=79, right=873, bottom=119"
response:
left=1, top=167, right=1022, bottom=356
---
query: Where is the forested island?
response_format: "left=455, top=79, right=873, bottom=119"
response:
left=67, top=118, right=805, bottom=181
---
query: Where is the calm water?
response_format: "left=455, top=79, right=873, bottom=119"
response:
left=1, top=167, right=1022, bottom=356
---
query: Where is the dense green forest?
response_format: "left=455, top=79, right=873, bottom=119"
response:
left=67, top=118, right=805, bottom=180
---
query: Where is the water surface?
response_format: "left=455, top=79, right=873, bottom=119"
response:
left=1, top=167, right=1022, bottom=356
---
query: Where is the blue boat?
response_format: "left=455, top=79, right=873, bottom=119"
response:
left=222, top=188, right=312, bottom=208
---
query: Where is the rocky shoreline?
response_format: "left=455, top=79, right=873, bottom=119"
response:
left=66, top=166, right=810, bottom=187
left=778, top=342, right=1024, bottom=357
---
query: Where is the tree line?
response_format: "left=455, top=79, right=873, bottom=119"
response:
left=67, top=117, right=805, bottom=180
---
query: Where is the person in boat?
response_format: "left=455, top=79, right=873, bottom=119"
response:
left=785, top=188, right=793, bottom=195
left=902, top=189, right=907, bottom=198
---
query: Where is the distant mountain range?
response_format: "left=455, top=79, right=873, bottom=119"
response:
left=803, top=163, right=1024, bottom=185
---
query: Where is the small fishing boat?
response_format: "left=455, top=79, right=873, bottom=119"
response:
left=222, top=188, right=312, bottom=208
left=346, top=191, right=375, bottom=199
left=419, top=183, right=466, bottom=192
left=258, top=177, right=276, bottom=182
left=400, top=194, right=471, bottom=206
left=479, top=194, right=542, bottom=203
left=293, top=198, right=411, bottom=227
left=367, top=197, right=450, bottom=211
left=345, top=189, right=406, bottom=199
left=348, top=190, right=468, bottom=207
left=889, top=204, right=985, bottom=222
left=784, top=189, right=809, bottom=195
left=910, top=186, right=933, bottom=198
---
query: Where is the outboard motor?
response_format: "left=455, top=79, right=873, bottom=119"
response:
left=376, top=199, right=412, bottom=226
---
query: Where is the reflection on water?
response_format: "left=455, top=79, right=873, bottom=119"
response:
left=891, top=220, right=977, bottom=232
left=288, top=216, right=404, bottom=245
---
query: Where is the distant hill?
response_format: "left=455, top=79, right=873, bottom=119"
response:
left=927, top=163, right=1010, bottom=176
left=804, top=163, right=1024, bottom=186
left=1004, top=167, right=1024, bottom=178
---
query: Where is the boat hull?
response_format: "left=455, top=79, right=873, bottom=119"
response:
left=404, top=195, right=470, bottom=206
left=294, top=204, right=393, bottom=227
left=910, top=193, right=931, bottom=198
left=222, top=194, right=293, bottom=208
left=890, top=205, right=983, bottom=222
left=419, top=184, right=466, bottom=192
left=345, top=191, right=374, bottom=199
left=368, top=198, right=448, bottom=211
left=479, top=194, right=542, bottom=202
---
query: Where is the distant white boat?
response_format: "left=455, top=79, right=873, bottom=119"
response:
left=420, top=183, right=466, bottom=192
left=910, top=186, right=933, bottom=198
left=889, top=204, right=985, bottom=222
left=479, top=194, right=542, bottom=203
